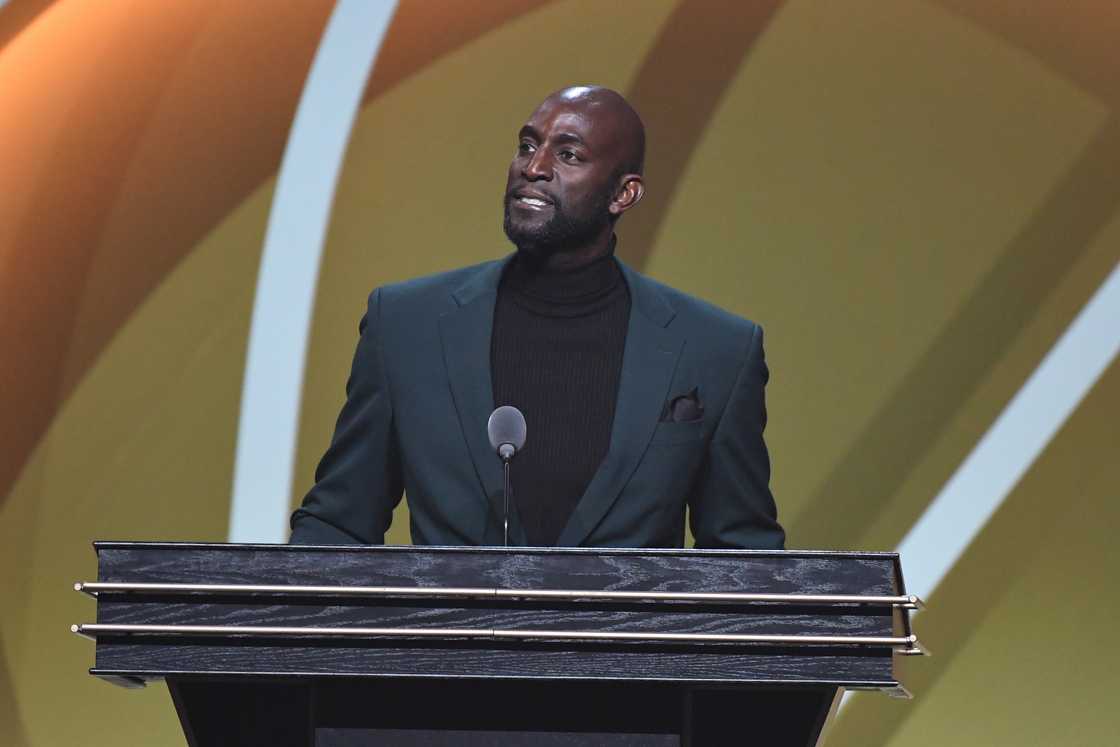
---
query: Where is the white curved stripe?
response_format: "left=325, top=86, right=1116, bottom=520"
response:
left=897, top=260, right=1120, bottom=602
left=229, top=0, right=398, bottom=543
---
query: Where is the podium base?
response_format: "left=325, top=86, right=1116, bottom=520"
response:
left=169, top=677, right=839, bottom=747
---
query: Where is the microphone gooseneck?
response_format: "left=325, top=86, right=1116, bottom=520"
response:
left=487, top=406, right=527, bottom=546
left=501, top=460, right=512, bottom=547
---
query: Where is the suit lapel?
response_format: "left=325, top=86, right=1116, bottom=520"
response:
left=556, top=264, right=684, bottom=547
left=438, top=257, right=528, bottom=545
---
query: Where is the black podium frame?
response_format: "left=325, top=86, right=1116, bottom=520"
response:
left=74, top=543, right=924, bottom=746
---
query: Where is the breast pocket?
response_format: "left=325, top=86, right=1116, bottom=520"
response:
left=647, top=417, right=706, bottom=446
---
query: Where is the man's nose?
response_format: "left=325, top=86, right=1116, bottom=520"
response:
left=523, top=150, right=552, bottom=181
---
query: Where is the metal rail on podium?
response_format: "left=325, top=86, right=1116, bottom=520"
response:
left=73, top=542, right=925, bottom=746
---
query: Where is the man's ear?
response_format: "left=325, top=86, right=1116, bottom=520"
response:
left=609, top=175, right=645, bottom=217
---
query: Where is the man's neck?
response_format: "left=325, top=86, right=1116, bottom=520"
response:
left=518, top=232, right=616, bottom=272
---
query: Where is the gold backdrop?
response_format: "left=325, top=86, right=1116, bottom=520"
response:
left=1, top=1, right=1117, bottom=745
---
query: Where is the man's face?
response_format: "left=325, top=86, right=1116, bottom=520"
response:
left=503, top=98, right=623, bottom=254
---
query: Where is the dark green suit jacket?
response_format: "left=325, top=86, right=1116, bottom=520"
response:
left=289, top=255, right=784, bottom=549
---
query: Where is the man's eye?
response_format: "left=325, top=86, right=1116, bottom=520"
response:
left=518, top=142, right=535, bottom=154
left=559, top=150, right=578, bottom=161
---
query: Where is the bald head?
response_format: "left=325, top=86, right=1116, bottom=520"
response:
left=539, top=85, right=646, bottom=177
left=504, top=85, right=647, bottom=263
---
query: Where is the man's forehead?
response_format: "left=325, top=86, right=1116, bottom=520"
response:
left=523, top=99, right=620, bottom=144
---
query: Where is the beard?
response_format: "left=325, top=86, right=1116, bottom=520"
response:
left=503, top=186, right=613, bottom=255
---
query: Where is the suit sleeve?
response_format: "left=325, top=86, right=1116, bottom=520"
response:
left=688, top=323, right=785, bottom=549
left=289, top=288, right=404, bottom=544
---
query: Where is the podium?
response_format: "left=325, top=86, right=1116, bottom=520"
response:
left=73, top=543, right=924, bottom=746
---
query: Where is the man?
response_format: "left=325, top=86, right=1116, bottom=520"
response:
left=289, top=86, right=784, bottom=549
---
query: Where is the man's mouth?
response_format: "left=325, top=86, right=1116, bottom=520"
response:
left=510, top=191, right=554, bottom=211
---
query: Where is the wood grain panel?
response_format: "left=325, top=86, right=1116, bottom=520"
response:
left=82, top=544, right=904, bottom=688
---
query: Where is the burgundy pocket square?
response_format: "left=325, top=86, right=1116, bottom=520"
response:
left=662, top=387, right=704, bottom=423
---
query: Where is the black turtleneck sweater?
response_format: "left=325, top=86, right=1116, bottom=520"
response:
left=491, top=251, right=631, bottom=546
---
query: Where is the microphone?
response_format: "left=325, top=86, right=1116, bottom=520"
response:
left=487, top=406, right=526, bottom=546
left=488, top=405, right=526, bottom=461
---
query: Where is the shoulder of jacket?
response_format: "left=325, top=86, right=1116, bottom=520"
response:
left=632, top=271, right=761, bottom=340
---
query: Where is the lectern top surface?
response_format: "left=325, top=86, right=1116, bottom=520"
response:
left=93, top=540, right=901, bottom=561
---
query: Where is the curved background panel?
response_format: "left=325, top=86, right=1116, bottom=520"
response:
left=0, top=0, right=335, bottom=504
left=1, top=1, right=1117, bottom=745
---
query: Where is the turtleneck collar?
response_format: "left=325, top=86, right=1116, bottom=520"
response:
left=503, top=235, right=623, bottom=305
left=507, top=251, right=619, bottom=299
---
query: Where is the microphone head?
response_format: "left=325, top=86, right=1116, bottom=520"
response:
left=488, top=405, right=527, bottom=460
